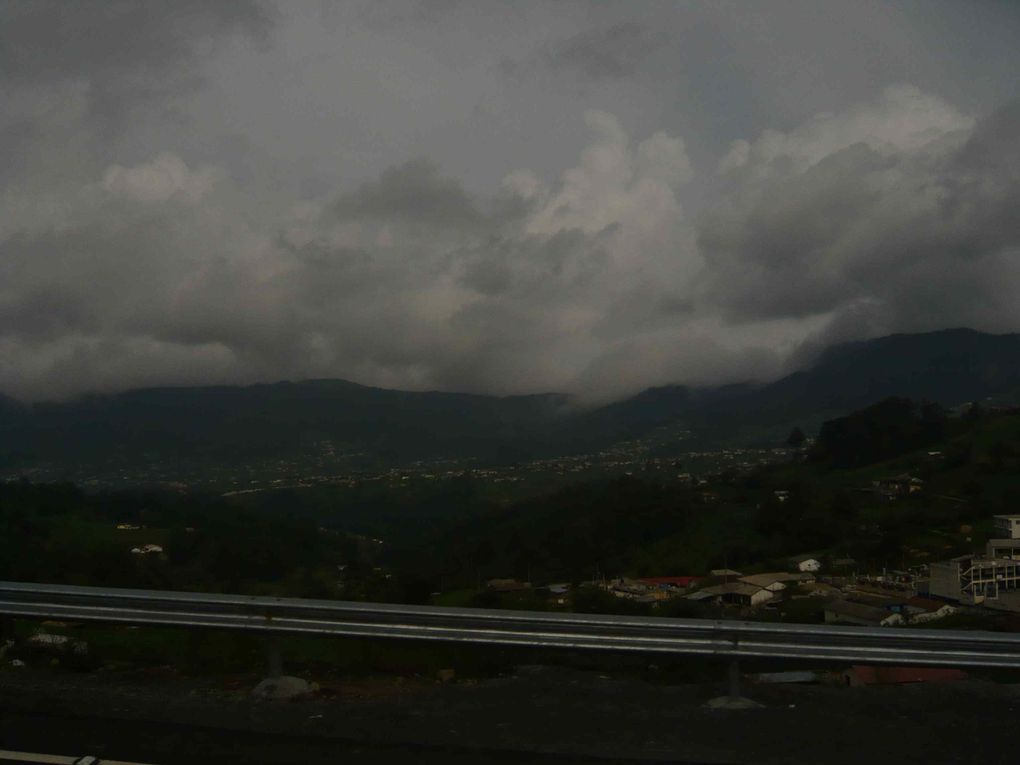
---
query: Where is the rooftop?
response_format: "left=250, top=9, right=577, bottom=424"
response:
left=740, top=572, right=814, bottom=588
left=637, top=576, right=702, bottom=587
left=695, top=582, right=766, bottom=597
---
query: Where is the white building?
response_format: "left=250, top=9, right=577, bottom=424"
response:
left=993, top=515, right=1020, bottom=540
left=930, top=555, right=1020, bottom=603
left=688, top=582, right=774, bottom=607
left=739, top=572, right=814, bottom=591
left=986, top=538, right=1020, bottom=560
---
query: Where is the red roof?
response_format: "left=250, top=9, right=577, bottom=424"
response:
left=637, top=576, right=702, bottom=587
left=848, top=665, right=967, bottom=685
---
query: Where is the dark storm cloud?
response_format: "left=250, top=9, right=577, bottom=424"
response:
left=0, top=0, right=273, bottom=134
left=333, top=160, right=486, bottom=232
left=543, top=22, right=664, bottom=79
left=4, top=2, right=1020, bottom=404
left=698, top=91, right=1020, bottom=349
left=0, top=0, right=272, bottom=85
left=0, top=0, right=275, bottom=188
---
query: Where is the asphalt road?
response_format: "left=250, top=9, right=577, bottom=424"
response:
left=0, top=711, right=704, bottom=765
left=3, top=664, right=1020, bottom=764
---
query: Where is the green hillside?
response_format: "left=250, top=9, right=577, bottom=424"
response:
left=4, top=401, right=1020, bottom=609
left=4, top=329, right=1020, bottom=484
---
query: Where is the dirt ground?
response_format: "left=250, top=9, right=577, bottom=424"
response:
left=1, top=663, right=1018, bottom=764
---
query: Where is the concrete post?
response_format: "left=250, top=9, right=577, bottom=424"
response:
left=728, top=658, right=741, bottom=699
left=266, top=635, right=282, bottom=679
left=703, top=650, right=761, bottom=709
left=252, top=634, right=317, bottom=699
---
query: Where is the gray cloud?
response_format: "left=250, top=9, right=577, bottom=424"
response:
left=3, top=3, right=1020, bottom=404
left=1, top=1, right=272, bottom=122
left=333, top=160, right=486, bottom=232
left=0, top=1, right=271, bottom=82
left=535, top=22, right=665, bottom=80
left=698, top=88, right=1020, bottom=353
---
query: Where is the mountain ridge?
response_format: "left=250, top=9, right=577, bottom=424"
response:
left=3, top=328, right=1020, bottom=478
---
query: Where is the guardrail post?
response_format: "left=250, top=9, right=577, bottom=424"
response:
left=703, top=636, right=761, bottom=709
left=266, top=635, right=282, bottom=679
left=728, top=658, right=741, bottom=700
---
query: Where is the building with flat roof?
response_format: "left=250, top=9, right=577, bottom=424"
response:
left=986, top=538, right=1020, bottom=560
left=930, top=555, right=1020, bottom=604
left=993, top=515, right=1020, bottom=540
left=739, top=572, right=814, bottom=592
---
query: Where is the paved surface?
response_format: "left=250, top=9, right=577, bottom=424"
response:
left=0, top=713, right=676, bottom=765
left=2, top=665, right=1019, bottom=763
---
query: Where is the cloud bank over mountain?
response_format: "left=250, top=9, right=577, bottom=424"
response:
left=2, top=1, right=1020, bottom=402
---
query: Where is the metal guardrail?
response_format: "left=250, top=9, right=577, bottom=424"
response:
left=3, top=580, right=1020, bottom=668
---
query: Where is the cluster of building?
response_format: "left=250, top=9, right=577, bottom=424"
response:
left=602, top=576, right=704, bottom=603
left=872, top=474, right=925, bottom=501
left=616, top=513, right=1020, bottom=625
left=593, top=551, right=966, bottom=628
left=929, top=514, right=1020, bottom=611
left=686, top=571, right=817, bottom=608
left=600, top=565, right=820, bottom=608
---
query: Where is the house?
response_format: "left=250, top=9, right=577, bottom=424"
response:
left=688, top=582, right=774, bottom=607
left=824, top=599, right=903, bottom=627
left=993, top=515, right=1020, bottom=539
left=986, top=538, right=1020, bottom=560
left=794, top=558, right=822, bottom=573
left=636, top=576, right=702, bottom=593
left=873, top=474, right=924, bottom=500
left=739, top=572, right=814, bottom=592
left=980, top=590, right=1020, bottom=614
left=930, top=555, right=1020, bottom=604
left=130, top=543, right=163, bottom=555
left=853, top=568, right=924, bottom=596
left=606, top=577, right=664, bottom=600
left=709, top=569, right=743, bottom=579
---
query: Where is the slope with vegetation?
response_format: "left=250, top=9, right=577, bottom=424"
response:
left=4, top=329, right=1020, bottom=482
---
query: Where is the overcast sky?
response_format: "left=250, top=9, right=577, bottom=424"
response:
left=2, top=0, right=1019, bottom=403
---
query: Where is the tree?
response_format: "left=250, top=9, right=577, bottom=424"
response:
left=809, top=398, right=933, bottom=468
left=964, top=401, right=985, bottom=423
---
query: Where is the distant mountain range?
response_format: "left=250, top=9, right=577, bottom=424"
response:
left=3, top=328, right=1020, bottom=478
left=581, top=327, right=1020, bottom=447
